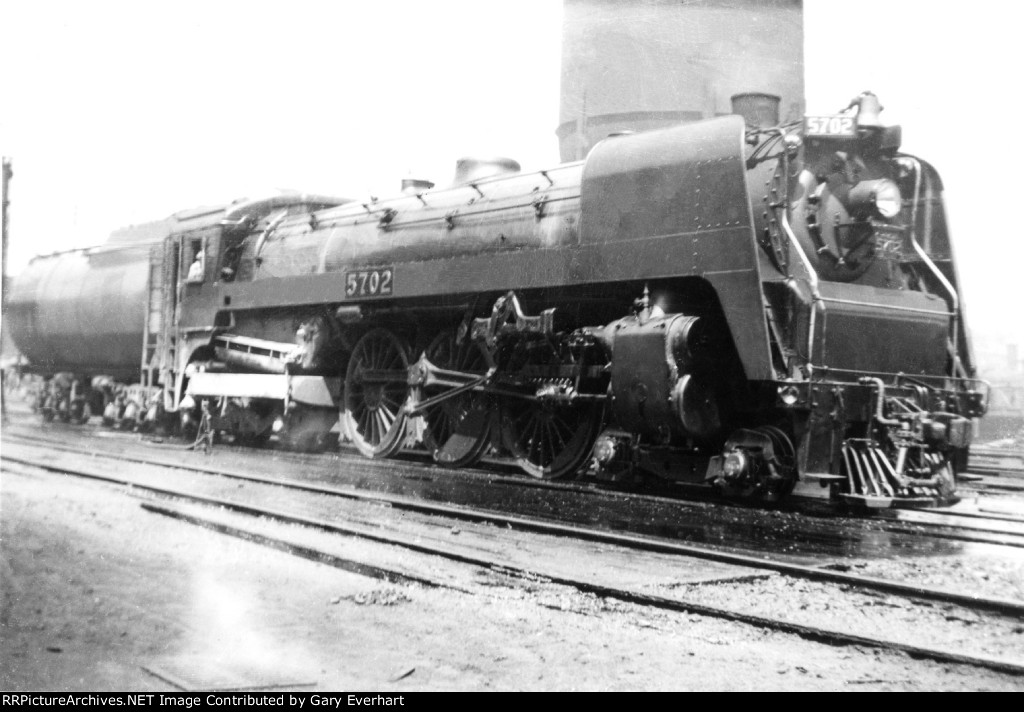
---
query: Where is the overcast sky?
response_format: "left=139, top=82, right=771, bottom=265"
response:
left=1, top=0, right=1021, bottom=359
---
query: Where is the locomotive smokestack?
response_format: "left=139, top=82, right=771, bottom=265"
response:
left=730, top=92, right=781, bottom=128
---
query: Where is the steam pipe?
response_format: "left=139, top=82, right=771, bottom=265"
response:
left=903, top=156, right=960, bottom=377
left=773, top=128, right=823, bottom=373
left=253, top=211, right=289, bottom=266
left=780, top=209, right=821, bottom=372
left=859, top=376, right=901, bottom=426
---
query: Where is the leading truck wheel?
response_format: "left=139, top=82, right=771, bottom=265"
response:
left=712, top=425, right=797, bottom=503
left=343, top=328, right=411, bottom=459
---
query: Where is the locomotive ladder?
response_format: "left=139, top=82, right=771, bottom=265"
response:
left=140, top=245, right=160, bottom=389
left=141, top=243, right=175, bottom=394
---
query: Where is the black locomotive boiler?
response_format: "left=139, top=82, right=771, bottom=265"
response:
left=6, top=92, right=988, bottom=508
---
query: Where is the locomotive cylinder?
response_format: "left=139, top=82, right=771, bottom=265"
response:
left=605, top=313, right=720, bottom=440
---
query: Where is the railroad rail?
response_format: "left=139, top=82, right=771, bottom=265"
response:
left=970, top=447, right=1024, bottom=477
left=4, top=443, right=1023, bottom=678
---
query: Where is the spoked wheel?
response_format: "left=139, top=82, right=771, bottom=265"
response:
left=418, top=329, right=493, bottom=468
left=344, top=328, right=411, bottom=459
left=69, top=401, right=89, bottom=425
left=499, top=397, right=602, bottom=480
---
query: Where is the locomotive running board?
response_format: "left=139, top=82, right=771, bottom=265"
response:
left=186, top=372, right=340, bottom=407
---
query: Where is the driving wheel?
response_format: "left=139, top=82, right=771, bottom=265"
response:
left=344, top=328, right=411, bottom=458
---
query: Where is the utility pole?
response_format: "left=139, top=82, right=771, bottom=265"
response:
left=1, top=157, right=10, bottom=422
left=2, top=156, right=10, bottom=309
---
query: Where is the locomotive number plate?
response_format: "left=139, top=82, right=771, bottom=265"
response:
left=345, top=267, right=394, bottom=298
left=804, top=115, right=856, bottom=137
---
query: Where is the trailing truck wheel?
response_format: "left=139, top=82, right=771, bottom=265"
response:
left=121, top=401, right=140, bottom=430
left=419, top=329, right=493, bottom=468
left=70, top=401, right=89, bottom=425
left=343, top=328, right=411, bottom=459
left=102, top=401, right=118, bottom=428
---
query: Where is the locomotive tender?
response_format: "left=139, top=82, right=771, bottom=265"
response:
left=7, top=92, right=988, bottom=507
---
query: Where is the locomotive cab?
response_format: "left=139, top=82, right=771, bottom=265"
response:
left=184, top=237, right=208, bottom=283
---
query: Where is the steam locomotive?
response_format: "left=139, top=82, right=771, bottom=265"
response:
left=6, top=92, right=988, bottom=508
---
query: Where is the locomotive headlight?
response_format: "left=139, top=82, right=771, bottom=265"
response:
left=849, top=179, right=902, bottom=219
left=872, top=180, right=902, bottom=218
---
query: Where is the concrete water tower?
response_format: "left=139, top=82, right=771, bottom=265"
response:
left=558, top=0, right=805, bottom=161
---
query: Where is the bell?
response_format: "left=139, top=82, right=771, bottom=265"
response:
left=854, top=91, right=884, bottom=128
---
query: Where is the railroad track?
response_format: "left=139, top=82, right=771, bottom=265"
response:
left=3, top=437, right=1024, bottom=678
left=6, top=425, right=1024, bottom=566
left=969, top=447, right=1024, bottom=478
left=4, top=435, right=1024, bottom=606
left=8, top=406, right=1024, bottom=504
left=7, top=424, right=1024, bottom=550
left=966, top=467, right=1024, bottom=483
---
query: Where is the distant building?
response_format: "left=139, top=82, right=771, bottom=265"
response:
left=973, top=333, right=1024, bottom=441
left=558, top=0, right=805, bottom=161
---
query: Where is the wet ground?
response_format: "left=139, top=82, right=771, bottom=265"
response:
left=5, top=404, right=1024, bottom=592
